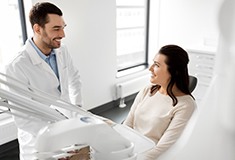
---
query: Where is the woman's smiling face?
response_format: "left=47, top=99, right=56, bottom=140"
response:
left=149, top=53, right=171, bottom=87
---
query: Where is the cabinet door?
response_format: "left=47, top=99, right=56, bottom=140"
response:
left=188, top=51, right=216, bottom=102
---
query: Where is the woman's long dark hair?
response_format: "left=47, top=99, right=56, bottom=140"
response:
left=150, top=44, right=194, bottom=106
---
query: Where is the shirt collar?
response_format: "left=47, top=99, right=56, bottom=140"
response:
left=29, top=38, right=55, bottom=60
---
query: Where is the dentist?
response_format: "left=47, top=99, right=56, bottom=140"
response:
left=6, top=2, right=83, bottom=160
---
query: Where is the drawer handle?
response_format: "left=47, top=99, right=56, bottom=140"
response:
left=195, top=64, right=213, bottom=70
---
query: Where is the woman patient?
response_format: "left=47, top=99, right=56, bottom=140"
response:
left=123, top=44, right=196, bottom=159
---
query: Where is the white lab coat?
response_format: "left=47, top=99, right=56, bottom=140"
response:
left=5, top=38, right=82, bottom=160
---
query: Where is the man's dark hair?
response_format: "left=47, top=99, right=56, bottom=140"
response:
left=29, top=2, right=63, bottom=28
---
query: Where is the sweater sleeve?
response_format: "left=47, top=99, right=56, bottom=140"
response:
left=140, top=100, right=196, bottom=159
left=123, top=86, right=149, bottom=127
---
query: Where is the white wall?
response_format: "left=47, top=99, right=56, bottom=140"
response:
left=148, top=0, right=161, bottom=63
left=51, top=0, right=117, bottom=110
left=158, top=0, right=221, bottom=49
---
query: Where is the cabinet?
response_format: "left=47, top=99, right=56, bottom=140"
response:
left=187, top=49, right=216, bottom=103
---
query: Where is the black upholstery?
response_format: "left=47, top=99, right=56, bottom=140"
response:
left=189, top=75, right=197, bottom=93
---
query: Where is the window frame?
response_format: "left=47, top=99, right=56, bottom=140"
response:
left=18, top=0, right=28, bottom=43
left=116, top=0, right=150, bottom=76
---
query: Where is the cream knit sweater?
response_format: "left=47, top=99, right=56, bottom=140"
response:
left=124, top=85, right=196, bottom=159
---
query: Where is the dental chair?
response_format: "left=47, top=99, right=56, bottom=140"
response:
left=157, top=75, right=198, bottom=160
left=189, top=75, right=197, bottom=93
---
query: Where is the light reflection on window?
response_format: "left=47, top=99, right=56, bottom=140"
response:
left=0, top=0, right=24, bottom=71
left=0, top=0, right=24, bottom=119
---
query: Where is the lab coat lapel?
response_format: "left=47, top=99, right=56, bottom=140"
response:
left=54, top=49, right=64, bottom=89
left=25, top=40, right=59, bottom=80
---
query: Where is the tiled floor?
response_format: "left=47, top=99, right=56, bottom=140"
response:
left=0, top=140, right=19, bottom=160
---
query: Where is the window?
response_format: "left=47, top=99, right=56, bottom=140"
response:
left=0, top=0, right=27, bottom=120
left=116, top=0, right=149, bottom=75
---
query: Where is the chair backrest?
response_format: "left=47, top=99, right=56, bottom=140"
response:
left=189, top=75, right=197, bottom=93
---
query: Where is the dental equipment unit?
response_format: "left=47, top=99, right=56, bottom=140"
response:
left=0, top=72, right=154, bottom=160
